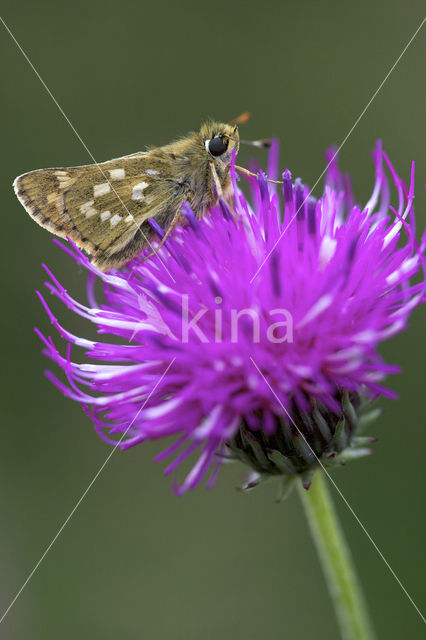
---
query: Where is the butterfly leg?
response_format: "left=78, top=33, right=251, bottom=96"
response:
left=210, top=163, right=238, bottom=227
left=210, top=162, right=224, bottom=198
left=142, top=207, right=183, bottom=260
left=235, top=165, right=282, bottom=185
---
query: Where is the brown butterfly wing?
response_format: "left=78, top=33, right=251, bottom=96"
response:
left=14, top=151, right=193, bottom=271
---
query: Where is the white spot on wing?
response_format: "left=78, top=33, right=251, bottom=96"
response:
left=80, top=200, right=95, bottom=212
left=80, top=200, right=98, bottom=218
left=132, top=181, right=149, bottom=200
left=145, top=169, right=158, bottom=176
left=93, top=183, right=111, bottom=197
left=55, top=193, right=65, bottom=214
left=110, top=214, right=122, bottom=227
left=125, top=214, right=134, bottom=223
left=109, top=168, right=126, bottom=180
left=55, top=171, right=75, bottom=189
left=100, top=210, right=111, bottom=221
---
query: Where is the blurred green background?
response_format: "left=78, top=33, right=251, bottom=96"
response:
left=0, top=1, right=425, bottom=638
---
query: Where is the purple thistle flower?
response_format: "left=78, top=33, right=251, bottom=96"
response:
left=36, top=141, right=425, bottom=494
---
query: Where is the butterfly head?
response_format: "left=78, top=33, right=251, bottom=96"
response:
left=200, top=121, right=240, bottom=164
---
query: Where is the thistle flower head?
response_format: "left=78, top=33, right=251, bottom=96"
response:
left=37, top=141, right=425, bottom=494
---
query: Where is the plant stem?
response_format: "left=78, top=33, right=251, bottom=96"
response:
left=297, top=471, right=376, bottom=640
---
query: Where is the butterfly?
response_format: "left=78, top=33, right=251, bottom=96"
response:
left=14, top=113, right=272, bottom=271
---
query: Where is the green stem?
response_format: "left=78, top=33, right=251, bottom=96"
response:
left=297, top=471, right=376, bottom=640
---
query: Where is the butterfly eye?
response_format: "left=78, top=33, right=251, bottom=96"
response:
left=208, top=136, right=228, bottom=157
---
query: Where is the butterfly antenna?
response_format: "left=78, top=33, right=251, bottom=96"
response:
left=229, top=112, right=251, bottom=125
left=240, top=138, right=272, bottom=148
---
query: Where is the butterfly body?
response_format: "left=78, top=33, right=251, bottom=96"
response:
left=14, top=120, right=240, bottom=271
